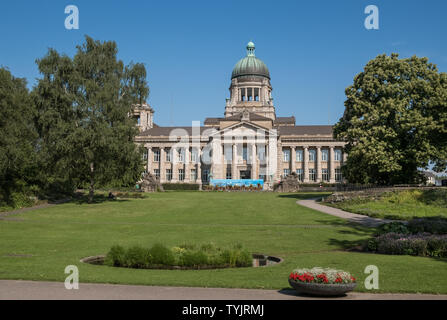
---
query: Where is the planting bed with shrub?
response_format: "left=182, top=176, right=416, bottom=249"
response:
left=365, top=217, right=447, bottom=258
left=104, top=243, right=253, bottom=269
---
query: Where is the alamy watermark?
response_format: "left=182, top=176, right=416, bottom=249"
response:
left=364, top=5, right=379, bottom=30
left=64, top=265, right=79, bottom=290
left=65, top=5, right=79, bottom=30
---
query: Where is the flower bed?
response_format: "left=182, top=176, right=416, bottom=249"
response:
left=289, top=267, right=356, bottom=284
left=103, top=243, right=254, bottom=269
left=288, top=267, right=356, bottom=296
left=367, top=232, right=447, bottom=257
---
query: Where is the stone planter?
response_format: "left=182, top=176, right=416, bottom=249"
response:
left=288, top=279, right=356, bottom=297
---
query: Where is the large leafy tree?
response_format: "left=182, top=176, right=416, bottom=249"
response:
left=334, top=54, right=447, bottom=185
left=0, top=68, right=37, bottom=205
left=34, top=36, right=149, bottom=202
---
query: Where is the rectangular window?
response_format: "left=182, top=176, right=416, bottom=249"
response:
left=154, top=169, right=160, bottom=179
left=166, top=169, right=172, bottom=181
left=322, top=168, right=329, bottom=182
left=283, top=169, right=290, bottom=177
left=224, top=145, right=232, bottom=162
left=322, top=149, right=328, bottom=162
left=258, top=145, right=266, bottom=161
left=202, top=170, right=209, bottom=183
left=226, top=168, right=232, bottom=179
left=190, top=148, right=198, bottom=163
left=296, top=168, right=303, bottom=181
left=190, top=169, right=197, bottom=181
left=166, top=149, right=171, bottom=162
left=178, top=148, right=184, bottom=162
left=309, top=168, right=316, bottom=181
left=243, top=146, right=248, bottom=161
left=178, top=169, right=185, bottom=181
left=335, top=149, right=342, bottom=162
left=309, top=150, right=316, bottom=162
left=283, top=148, right=290, bottom=162
left=296, top=149, right=303, bottom=162
left=259, top=174, right=266, bottom=182
left=335, top=168, right=342, bottom=182
left=154, top=149, right=160, bottom=162
left=143, top=148, right=148, bottom=161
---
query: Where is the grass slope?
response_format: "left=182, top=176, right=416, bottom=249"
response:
left=1, top=192, right=446, bottom=293
left=327, top=189, right=447, bottom=220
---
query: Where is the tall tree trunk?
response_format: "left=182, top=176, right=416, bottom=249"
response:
left=88, top=162, right=94, bottom=203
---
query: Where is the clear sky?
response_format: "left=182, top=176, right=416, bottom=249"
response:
left=1, top=0, right=446, bottom=127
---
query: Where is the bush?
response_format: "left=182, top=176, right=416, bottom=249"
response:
left=162, top=183, right=200, bottom=191
left=221, top=246, right=252, bottom=267
left=179, top=250, right=209, bottom=267
left=123, top=246, right=151, bottom=268
left=407, top=217, right=447, bottom=234
left=371, top=232, right=447, bottom=257
left=375, top=221, right=410, bottom=236
left=104, top=243, right=253, bottom=269
left=105, top=245, right=126, bottom=267
left=148, top=243, right=176, bottom=265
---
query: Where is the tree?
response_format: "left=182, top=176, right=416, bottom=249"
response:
left=34, top=36, right=149, bottom=202
left=0, top=68, right=38, bottom=205
left=334, top=53, right=447, bottom=185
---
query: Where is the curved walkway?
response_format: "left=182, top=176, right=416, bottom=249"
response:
left=0, top=280, right=446, bottom=300
left=297, top=198, right=394, bottom=227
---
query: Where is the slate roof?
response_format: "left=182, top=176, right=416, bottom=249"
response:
left=278, top=125, right=333, bottom=136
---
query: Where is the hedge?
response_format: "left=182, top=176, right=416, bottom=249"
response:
left=162, top=183, right=200, bottom=191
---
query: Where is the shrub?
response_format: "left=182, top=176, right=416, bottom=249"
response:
left=407, top=217, right=447, bottom=234
left=375, top=222, right=409, bottom=236
left=372, top=232, right=447, bottom=257
left=162, top=183, right=200, bottom=191
left=148, top=243, right=176, bottom=265
left=221, top=247, right=252, bottom=267
left=123, top=246, right=151, bottom=268
left=179, top=251, right=209, bottom=267
left=104, top=243, right=253, bottom=269
left=105, top=245, right=126, bottom=267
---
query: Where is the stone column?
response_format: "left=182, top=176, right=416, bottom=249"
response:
left=185, top=147, right=190, bottom=182
left=316, top=146, right=322, bottom=182
left=232, top=143, right=238, bottom=179
left=172, top=148, right=178, bottom=182
left=146, top=146, right=152, bottom=173
left=330, top=146, right=336, bottom=183
left=303, top=146, right=309, bottom=182
left=197, top=147, right=202, bottom=185
left=160, top=147, right=166, bottom=183
left=251, top=143, right=257, bottom=179
left=291, top=146, right=296, bottom=174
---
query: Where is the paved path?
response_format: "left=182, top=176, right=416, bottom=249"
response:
left=0, top=198, right=70, bottom=219
left=297, top=199, right=393, bottom=227
left=0, top=280, right=446, bottom=300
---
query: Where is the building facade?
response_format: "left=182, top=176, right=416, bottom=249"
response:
left=134, top=42, right=346, bottom=189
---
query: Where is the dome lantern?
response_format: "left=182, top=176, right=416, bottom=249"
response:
left=231, top=41, right=270, bottom=79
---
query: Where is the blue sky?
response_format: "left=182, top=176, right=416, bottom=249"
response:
left=1, top=0, right=446, bottom=126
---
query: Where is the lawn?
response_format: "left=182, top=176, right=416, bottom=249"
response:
left=325, top=189, right=447, bottom=220
left=0, top=191, right=446, bottom=294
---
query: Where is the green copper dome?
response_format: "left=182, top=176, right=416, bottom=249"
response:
left=231, top=42, right=270, bottom=79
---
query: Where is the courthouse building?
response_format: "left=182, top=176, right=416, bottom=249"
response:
left=134, top=42, right=346, bottom=189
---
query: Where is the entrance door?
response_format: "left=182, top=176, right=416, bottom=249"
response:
left=240, top=170, right=251, bottom=179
